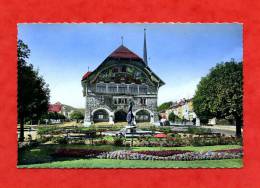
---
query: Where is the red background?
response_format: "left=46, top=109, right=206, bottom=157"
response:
left=0, top=0, right=260, bottom=187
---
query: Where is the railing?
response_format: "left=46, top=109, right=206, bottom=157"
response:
left=95, top=83, right=148, bottom=95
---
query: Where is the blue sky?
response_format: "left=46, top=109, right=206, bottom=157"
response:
left=18, top=24, right=242, bottom=108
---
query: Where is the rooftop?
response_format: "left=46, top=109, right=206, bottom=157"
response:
left=108, top=45, right=142, bottom=60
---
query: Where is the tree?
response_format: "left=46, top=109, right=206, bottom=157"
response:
left=193, top=60, right=242, bottom=137
left=42, top=112, right=66, bottom=121
left=168, top=112, right=179, bottom=122
left=157, top=101, right=173, bottom=112
left=70, top=111, right=84, bottom=122
left=18, top=39, right=50, bottom=141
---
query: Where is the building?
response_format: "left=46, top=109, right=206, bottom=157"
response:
left=166, top=98, right=196, bottom=121
left=81, top=30, right=165, bottom=126
left=48, top=102, right=73, bottom=118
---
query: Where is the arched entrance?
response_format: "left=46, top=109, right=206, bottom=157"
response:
left=114, top=110, right=127, bottom=122
left=93, top=109, right=109, bottom=122
left=135, top=109, right=151, bottom=122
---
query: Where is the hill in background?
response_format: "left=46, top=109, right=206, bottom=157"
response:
left=62, top=104, right=85, bottom=114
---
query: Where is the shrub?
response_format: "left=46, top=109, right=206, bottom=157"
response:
left=18, top=140, right=40, bottom=151
left=134, top=134, right=240, bottom=147
left=168, top=112, right=180, bottom=122
left=93, top=139, right=108, bottom=145
left=52, top=137, right=68, bottom=144
left=69, top=139, right=85, bottom=145
left=29, top=140, right=40, bottom=148
left=113, top=137, right=124, bottom=146
left=191, top=136, right=241, bottom=146
left=103, top=136, right=114, bottom=142
left=37, top=135, right=53, bottom=143
left=156, top=127, right=172, bottom=133
left=37, top=125, right=59, bottom=135
left=187, top=127, right=212, bottom=134
left=52, top=148, right=105, bottom=158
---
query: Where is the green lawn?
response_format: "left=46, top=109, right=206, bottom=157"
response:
left=18, top=144, right=242, bottom=168
left=19, top=158, right=243, bottom=168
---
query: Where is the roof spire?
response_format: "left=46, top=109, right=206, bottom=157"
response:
left=143, top=28, right=148, bottom=65
left=121, top=36, right=124, bottom=45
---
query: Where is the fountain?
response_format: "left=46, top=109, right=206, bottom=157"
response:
left=102, top=101, right=160, bottom=137
left=115, top=101, right=160, bottom=138
left=102, top=101, right=161, bottom=137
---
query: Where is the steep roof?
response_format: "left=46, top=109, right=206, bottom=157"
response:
left=81, top=71, right=92, bottom=81
left=81, top=45, right=143, bottom=81
left=81, top=44, right=165, bottom=86
left=108, top=45, right=142, bottom=60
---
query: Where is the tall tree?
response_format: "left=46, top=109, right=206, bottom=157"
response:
left=193, top=60, right=243, bottom=137
left=70, top=111, right=84, bottom=123
left=157, top=101, right=173, bottom=112
left=18, top=40, right=50, bottom=141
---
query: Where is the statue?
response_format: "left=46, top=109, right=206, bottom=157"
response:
left=126, top=101, right=134, bottom=126
left=126, top=101, right=136, bottom=145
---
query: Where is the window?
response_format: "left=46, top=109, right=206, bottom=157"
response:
left=112, top=67, right=119, bottom=73
left=136, top=110, right=150, bottom=122
left=114, top=98, right=128, bottom=105
left=98, top=115, right=104, bottom=119
left=108, top=84, right=117, bottom=93
left=137, top=115, right=149, bottom=121
left=122, top=66, right=127, bottom=72
left=139, top=85, right=147, bottom=94
left=99, top=96, right=104, bottom=103
left=96, top=83, right=106, bottom=93
left=129, top=85, right=138, bottom=94
left=140, top=98, right=146, bottom=105
left=118, top=84, right=127, bottom=93
left=93, top=109, right=109, bottom=122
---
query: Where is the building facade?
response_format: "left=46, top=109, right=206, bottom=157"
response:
left=81, top=31, right=164, bottom=126
left=166, top=98, right=196, bottom=121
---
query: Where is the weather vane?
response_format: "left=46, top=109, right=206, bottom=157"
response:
left=121, top=36, right=124, bottom=45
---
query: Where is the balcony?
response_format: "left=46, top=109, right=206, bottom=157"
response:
left=95, top=83, right=148, bottom=95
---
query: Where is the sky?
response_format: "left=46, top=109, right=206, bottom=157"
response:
left=18, top=23, right=243, bottom=108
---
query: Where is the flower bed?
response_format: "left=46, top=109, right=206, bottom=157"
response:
left=136, top=150, right=191, bottom=157
left=134, top=136, right=242, bottom=147
left=215, top=148, right=243, bottom=153
left=51, top=148, right=105, bottom=158
left=97, top=150, right=243, bottom=161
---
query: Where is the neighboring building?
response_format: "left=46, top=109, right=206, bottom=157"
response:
left=81, top=30, right=165, bottom=126
left=48, top=102, right=62, bottom=113
left=48, top=102, right=72, bottom=118
left=166, top=98, right=196, bottom=121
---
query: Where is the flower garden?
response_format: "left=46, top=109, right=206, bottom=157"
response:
left=17, top=124, right=243, bottom=168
